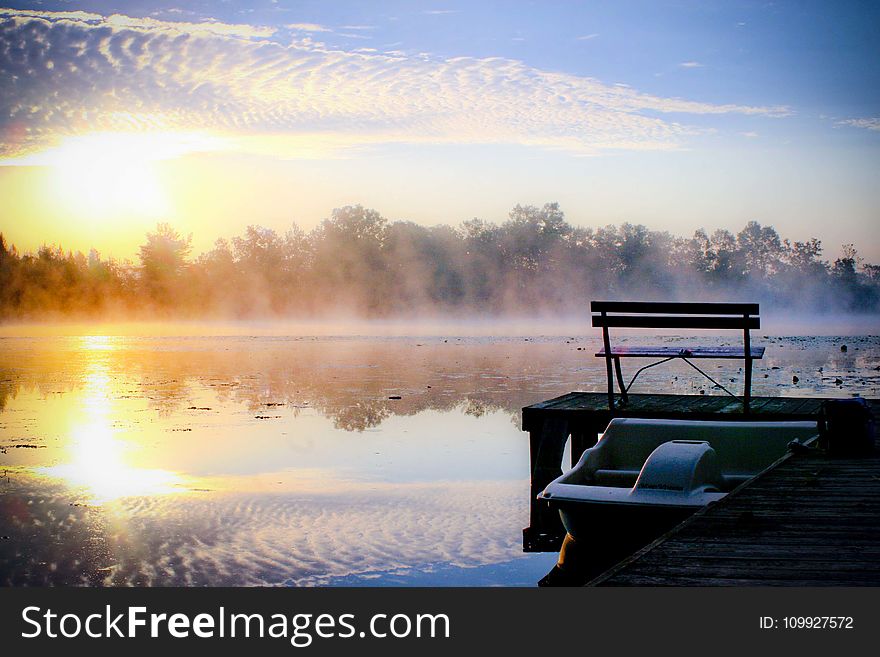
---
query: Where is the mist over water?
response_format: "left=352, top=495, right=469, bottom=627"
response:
left=1, top=311, right=878, bottom=338
left=1, top=332, right=878, bottom=586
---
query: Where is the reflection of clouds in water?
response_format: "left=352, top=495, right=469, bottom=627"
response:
left=114, top=482, right=526, bottom=586
left=2, top=479, right=528, bottom=586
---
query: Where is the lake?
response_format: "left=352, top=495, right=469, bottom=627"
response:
left=1, top=328, right=878, bottom=586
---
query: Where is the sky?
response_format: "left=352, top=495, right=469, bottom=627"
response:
left=1, top=1, right=878, bottom=261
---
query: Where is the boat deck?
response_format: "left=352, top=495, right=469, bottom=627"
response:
left=591, top=421, right=880, bottom=586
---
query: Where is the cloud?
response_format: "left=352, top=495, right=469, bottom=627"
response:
left=0, top=8, right=790, bottom=161
left=576, top=33, right=599, bottom=41
left=423, top=10, right=461, bottom=15
left=679, top=61, right=705, bottom=68
left=837, top=118, right=880, bottom=132
left=285, top=22, right=331, bottom=33
left=4, top=7, right=276, bottom=38
left=739, top=131, right=759, bottom=138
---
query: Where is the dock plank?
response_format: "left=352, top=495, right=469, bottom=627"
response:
left=521, top=393, right=849, bottom=431
left=591, top=435, right=880, bottom=586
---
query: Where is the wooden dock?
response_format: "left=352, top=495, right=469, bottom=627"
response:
left=521, top=392, right=879, bottom=553
left=591, top=426, right=880, bottom=585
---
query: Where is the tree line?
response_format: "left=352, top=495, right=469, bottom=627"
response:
left=1, top=203, right=878, bottom=320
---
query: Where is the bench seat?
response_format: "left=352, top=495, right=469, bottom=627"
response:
left=596, top=346, right=765, bottom=359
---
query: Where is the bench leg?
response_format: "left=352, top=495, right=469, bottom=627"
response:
left=744, top=356, right=753, bottom=414
left=613, top=356, right=628, bottom=404
left=601, top=322, right=615, bottom=412
left=605, top=356, right=615, bottom=411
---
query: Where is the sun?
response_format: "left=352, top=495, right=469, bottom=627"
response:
left=18, top=131, right=226, bottom=223
left=45, top=132, right=178, bottom=219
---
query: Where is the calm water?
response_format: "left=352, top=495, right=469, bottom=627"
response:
left=1, top=331, right=878, bottom=586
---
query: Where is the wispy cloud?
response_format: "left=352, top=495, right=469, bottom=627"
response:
left=740, top=131, right=759, bottom=138
left=423, top=10, right=460, bottom=15
left=576, top=33, right=599, bottom=41
left=837, top=118, right=880, bottom=132
left=285, top=22, right=331, bottom=33
left=679, top=61, right=705, bottom=68
left=0, top=8, right=790, bottom=162
left=2, top=7, right=277, bottom=38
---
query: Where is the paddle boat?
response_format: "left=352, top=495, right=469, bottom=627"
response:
left=539, top=418, right=818, bottom=543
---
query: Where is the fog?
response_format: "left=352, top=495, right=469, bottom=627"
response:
left=1, top=314, right=878, bottom=338
left=2, top=203, right=878, bottom=326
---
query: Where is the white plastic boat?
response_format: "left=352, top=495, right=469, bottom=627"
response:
left=539, top=418, right=818, bottom=543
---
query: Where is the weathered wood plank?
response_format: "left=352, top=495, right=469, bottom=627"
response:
left=593, top=429, right=880, bottom=586
left=601, top=574, right=877, bottom=587
left=622, top=395, right=691, bottom=413
left=523, top=392, right=873, bottom=416
left=590, top=301, right=760, bottom=315
left=592, top=315, right=760, bottom=330
left=622, top=562, right=880, bottom=577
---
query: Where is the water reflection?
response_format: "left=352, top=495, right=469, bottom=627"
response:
left=0, top=333, right=877, bottom=586
left=28, top=345, right=184, bottom=503
left=40, top=418, right=184, bottom=504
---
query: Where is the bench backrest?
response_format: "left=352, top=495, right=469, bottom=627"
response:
left=591, top=301, right=760, bottom=330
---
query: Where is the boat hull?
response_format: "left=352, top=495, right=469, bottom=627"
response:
left=552, top=497, right=696, bottom=545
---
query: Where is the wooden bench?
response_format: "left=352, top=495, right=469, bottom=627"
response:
left=591, top=301, right=764, bottom=413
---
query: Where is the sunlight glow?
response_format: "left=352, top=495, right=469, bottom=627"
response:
left=17, top=131, right=227, bottom=221
left=38, top=356, right=184, bottom=503
left=41, top=422, right=183, bottom=504
left=79, top=335, right=120, bottom=352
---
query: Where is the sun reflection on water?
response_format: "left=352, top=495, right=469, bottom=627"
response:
left=79, top=335, right=120, bottom=351
left=37, top=350, right=184, bottom=504
left=39, top=422, right=183, bottom=504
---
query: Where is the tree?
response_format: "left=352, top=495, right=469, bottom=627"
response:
left=736, top=221, right=783, bottom=278
left=310, top=206, right=389, bottom=314
left=138, top=223, right=192, bottom=308
left=832, top=244, right=860, bottom=284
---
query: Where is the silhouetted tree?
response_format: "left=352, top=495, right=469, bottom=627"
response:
left=139, top=223, right=192, bottom=309
left=1, top=207, right=878, bottom=319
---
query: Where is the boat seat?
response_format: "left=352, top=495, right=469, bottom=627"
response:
left=632, top=441, right=724, bottom=496
left=592, top=469, right=641, bottom=487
